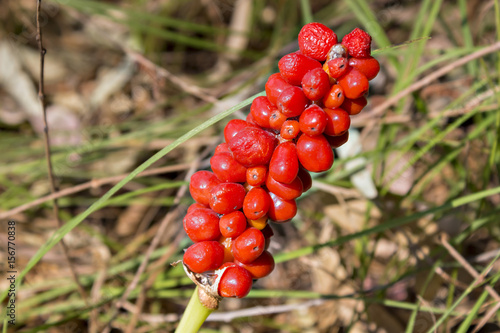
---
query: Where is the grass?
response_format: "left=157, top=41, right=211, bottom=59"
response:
left=1, top=0, right=500, bottom=332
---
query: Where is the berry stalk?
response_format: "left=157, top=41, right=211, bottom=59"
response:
left=175, top=287, right=215, bottom=333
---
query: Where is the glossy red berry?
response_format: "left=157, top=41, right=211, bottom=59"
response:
left=301, top=67, right=330, bottom=101
left=341, top=27, right=372, bottom=58
left=183, top=241, right=224, bottom=273
left=349, top=56, right=380, bottom=81
left=268, top=192, right=297, bottom=222
left=183, top=208, right=221, bottom=242
left=246, top=165, right=267, bottom=187
left=209, top=182, right=246, bottom=214
left=266, top=173, right=303, bottom=200
left=326, top=131, right=349, bottom=148
left=324, top=107, right=351, bottom=136
left=269, top=141, right=299, bottom=184
left=218, top=263, right=253, bottom=298
left=269, top=110, right=288, bottom=131
left=210, top=152, right=247, bottom=183
left=278, top=52, right=322, bottom=86
left=338, top=67, right=369, bottom=99
left=327, top=57, right=349, bottom=79
left=246, top=112, right=258, bottom=125
left=298, top=22, right=338, bottom=61
left=277, top=86, right=308, bottom=118
left=214, top=142, right=231, bottom=155
left=187, top=202, right=207, bottom=214
left=250, top=96, right=276, bottom=128
left=243, top=187, right=272, bottom=220
left=233, top=227, right=266, bottom=264
left=219, top=236, right=235, bottom=263
left=341, top=96, right=367, bottom=115
left=297, top=167, right=313, bottom=192
left=189, top=171, right=221, bottom=206
left=265, top=73, right=292, bottom=105
left=296, top=134, right=334, bottom=172
left=323, top=84, right=345, bottom=109
left=280, top=120, right=300, bottom=140
left=219, top=211, right=247, bottom=238
left=235, top=250, right=275, bottom=279
left=228, top=127, right=277, bottom=167
left=299, top=104, right=328, bottom=136
left=224, top=119, right=249, bottom=143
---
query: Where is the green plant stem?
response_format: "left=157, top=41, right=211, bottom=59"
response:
left=175, top=287, right=214, bottom=333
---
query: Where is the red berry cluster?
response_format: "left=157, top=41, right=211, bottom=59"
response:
left=182, top=23, right=378, bottom=299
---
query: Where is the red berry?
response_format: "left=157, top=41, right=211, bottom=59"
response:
left=210, top=152, right=247, bottom=183
left=209, top=182, right=246, bottom=214
left=277, top=86, right=308, bottom=117
left=349, top=56, right=380, bottom=81
left=265, top=73, right=292, bottom=105
left=278, top=52, right=322, bottom=86
left=183, top=208, right=221, bottom=242
left=218, top=263, right=253, bottom=298
left=243, top=187, right=272, bottom=220
left=183, top=241, right=224, bottom=273
left=261, top=223, right=274, bottom=239
left=214, top=142, right=231, bottom=155
left=341, top=28, right=372, bottom=58
left=246, top=111, right=258, bottom=125
left=246, top=165, right=268, bottom=187
left=280, top=120, right=301, bottom=140
left=296, top=134, right=334, bottom=172
left=297, top=167, right=313, bottom=192
left=327, top=57, right=349, bottom=79
left=323, top=84, right=345, bottom=109
left=266, top=173, right=303, bottom=200
left=189, top=171, right=221, bottom=206
left=269, top=141, right=299, bottom=184
left=299, top=105, right=328, bottom=136
left=228, top=127, right=277, bottom=167
left=187, top=202, right=207, bottom=214
left=269, top=110, right=288, bottom=131
left=301, top=68, right=330, bottom=101
left=324, top=107, right=351, bottom=136
left=224, top=119, right=249, bottom=143
left=268, top=192, right=297, bottom=222
left=235, top=250, right=275, bottom=279
left=338, top=67, right=369, bottom=99
left=219, top=236, right=235, bottom=263
left=341, top=96, right=367, bottom=115
left=298, top=22, right=338, bottom=61
left=326, top=131, right=349, bottom=148
left=219, top=211, right=247, bottom=238
left=233, top=227, right=266, bottom=264
left=250, top=96, right=276, bottom=128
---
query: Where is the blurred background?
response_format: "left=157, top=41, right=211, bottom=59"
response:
left=1, top=0, right=500, bottom=332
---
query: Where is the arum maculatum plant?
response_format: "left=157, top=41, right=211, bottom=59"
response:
left=174, top=22, right=380, bottom=333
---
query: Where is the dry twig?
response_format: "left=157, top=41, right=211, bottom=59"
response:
left=36, top=0, right=88, bottom=306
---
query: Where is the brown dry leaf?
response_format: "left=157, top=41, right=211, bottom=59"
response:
left=324, top=199, right=381, bottom=233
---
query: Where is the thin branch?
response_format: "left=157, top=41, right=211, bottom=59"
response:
left=36, top=0, right=88, bottom=305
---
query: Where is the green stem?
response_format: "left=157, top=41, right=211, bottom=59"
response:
left=175, top=287, right=214, bottom=333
